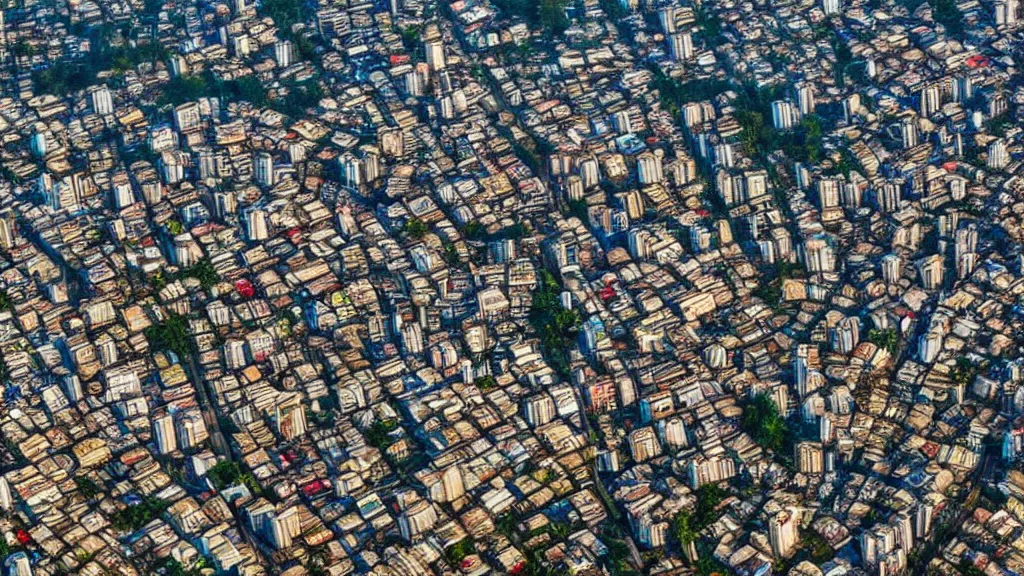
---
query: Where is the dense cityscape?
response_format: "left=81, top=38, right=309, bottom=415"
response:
left=0, top=0, right=1020, bottom=573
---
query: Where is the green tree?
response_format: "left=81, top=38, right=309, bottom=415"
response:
left=404, top=218, right=428, bottom=240
left=365, top=419, right=399, bottom=450
left=166, top=219, right=185, bottom=235
left=144, top=311, right=194, bottom=359
left=867, top=328, right=899, bottom=353
left=474, top=375, right=497, bottom=390
left=537, top=0, right=569, bottom=34
left=74, top=476, right=102, bottom=499
left=262, top=0, right=305, bottom=36
left=181, top=258, right=220, bottom=290
left=445, top=538, right=476, bottom=564
left=932, top=0, right=964, bottom=35
left=110, top=496, right=170, bottom=532
left=206, top=460, right=243, bottom=490
left=740, top=393, right=789, bottom=452
left=951, top=356, right=979, bottom=386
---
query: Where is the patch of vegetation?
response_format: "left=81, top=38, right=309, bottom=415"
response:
left=157, top=72, right=269, bottom=108
left=404, top=218, right=428, bottom=240
left=33, top=25, right=168, bottom=95
left=74, top=476, right=102, bottom=499
left=205, top=460, right=245, bottom=490
left=111, top=496, right=170, bottom=532
left=671, top=483, right=728, bottom=557
left=151, top=556, right=210, bottom=576
left=598, top=0, right=627, bottom=19
left=733, top=85, right=828, bottom=164
left=695, top=6, right=722, bottom=43
left=831, top=33, right=853, bottom=88
left=11, top=39, right=35, bottom=58
left=931, top=0, right=964, bottom=35
left=144, top=311, right=194, bottom=359
left=149, top=258, right=220, bottom=291
left=462, top=221, right=486, bottom=241
left=751, top=260, right=803, bottom=309
left=491, top=0, right=568, bottom=35
left=951, top=356, right=980, bottom=387
left=442, top=241, right=461, bottom=266
left=180, top=258, right=220, bottom=290
left=445, top=538, right=477, bottom=565
left=751, top=281, right=783, bottom=309
left=987, top=113, right=1013, bottom=138
left=740, top=392, right=789, bottom=452
left=474, top=375, right=497, bottom=390
left=649, top=67, right=732, bottom=118
left=262, top=0, right=305, bottom=36
left=530, top=270, right=580, bottom=376
left=273, top=80, right=324, bottom=119
left=603, top=535, right=639, bottom=576
left=867, top=328, right=899, bottom=353
left=399, top=25, right=422, bottom=52
left=823, top=148, right=858, bottom=176
left=958, top=559, right=986, bottom=576
left=365, top=418, right=400, bottom=450
left=801, top=528, right=834, bottom=563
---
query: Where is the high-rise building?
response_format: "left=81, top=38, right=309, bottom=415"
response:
left=425, top=40, right=445, bottom=71
left=668, top=32, right=693, bottom=61
left=771, top=100, right=801, bottom=130
left=0, top=477, right=12, bottom=511
left=822, top=0, right=841, bottom=14
left=793, top=344, right=820, bottom=398
left=768, top=509, right=800, bottom=558
left=176, top=410, right=208, bottom=450
left=659, top=6, right=678, bottom=33
left=254, top=152, right=275, bottom=187
left=995, top=0, right=1020, bottom=25
left=832, top=316, right=861, bottom=354
left=900, top=117, right=919, bottom=149
left=875, top=180, right=902, bottom=212
left=524, top=394, right=556, bottom=427
left=30, top=132, right=47, bottom=158
left=398, top=500, right=438, bottom=542
left=275, top=398, right=308, bottom=441
left=154, top=413, right=177, bottom=455
left=659, top=417, right=688, bottom=448
left=919, top=83, right=941, bottom=117
left=174, top=102, right=202, bottom=133
left=636, top=152, right=663, bottom=185
left=4, top=552, right=31, bottom=576
left=881, top=253, right=902, bottom=284
left=916, top=254, right=944, bottom=290
left=63, top=374, right=83, bottom=403
left=803, top=236, right=836, bottom=273
left=244, top=207, right=269, bottom=241
left=90, top=86, right=114, bottom=115
left=214, top=190, right=237, bottom=218
left=0, top=212, right=16, bottom=250
left=918, top=330, right=944, bottom=364
left=988, top=139, right=1009, bottom=170
left=688, top=454, right=736, bottom=488
left=270, top=507, right=301, bottom=549
left=628, top=426, right=662, bottom=462
left=795, top=82, right=815, bottom=115
left=274, top=40, right=293, bottom=68
left=339, top=154, right=363, bottom=187
left=795, top=442, right=825, bottom=474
